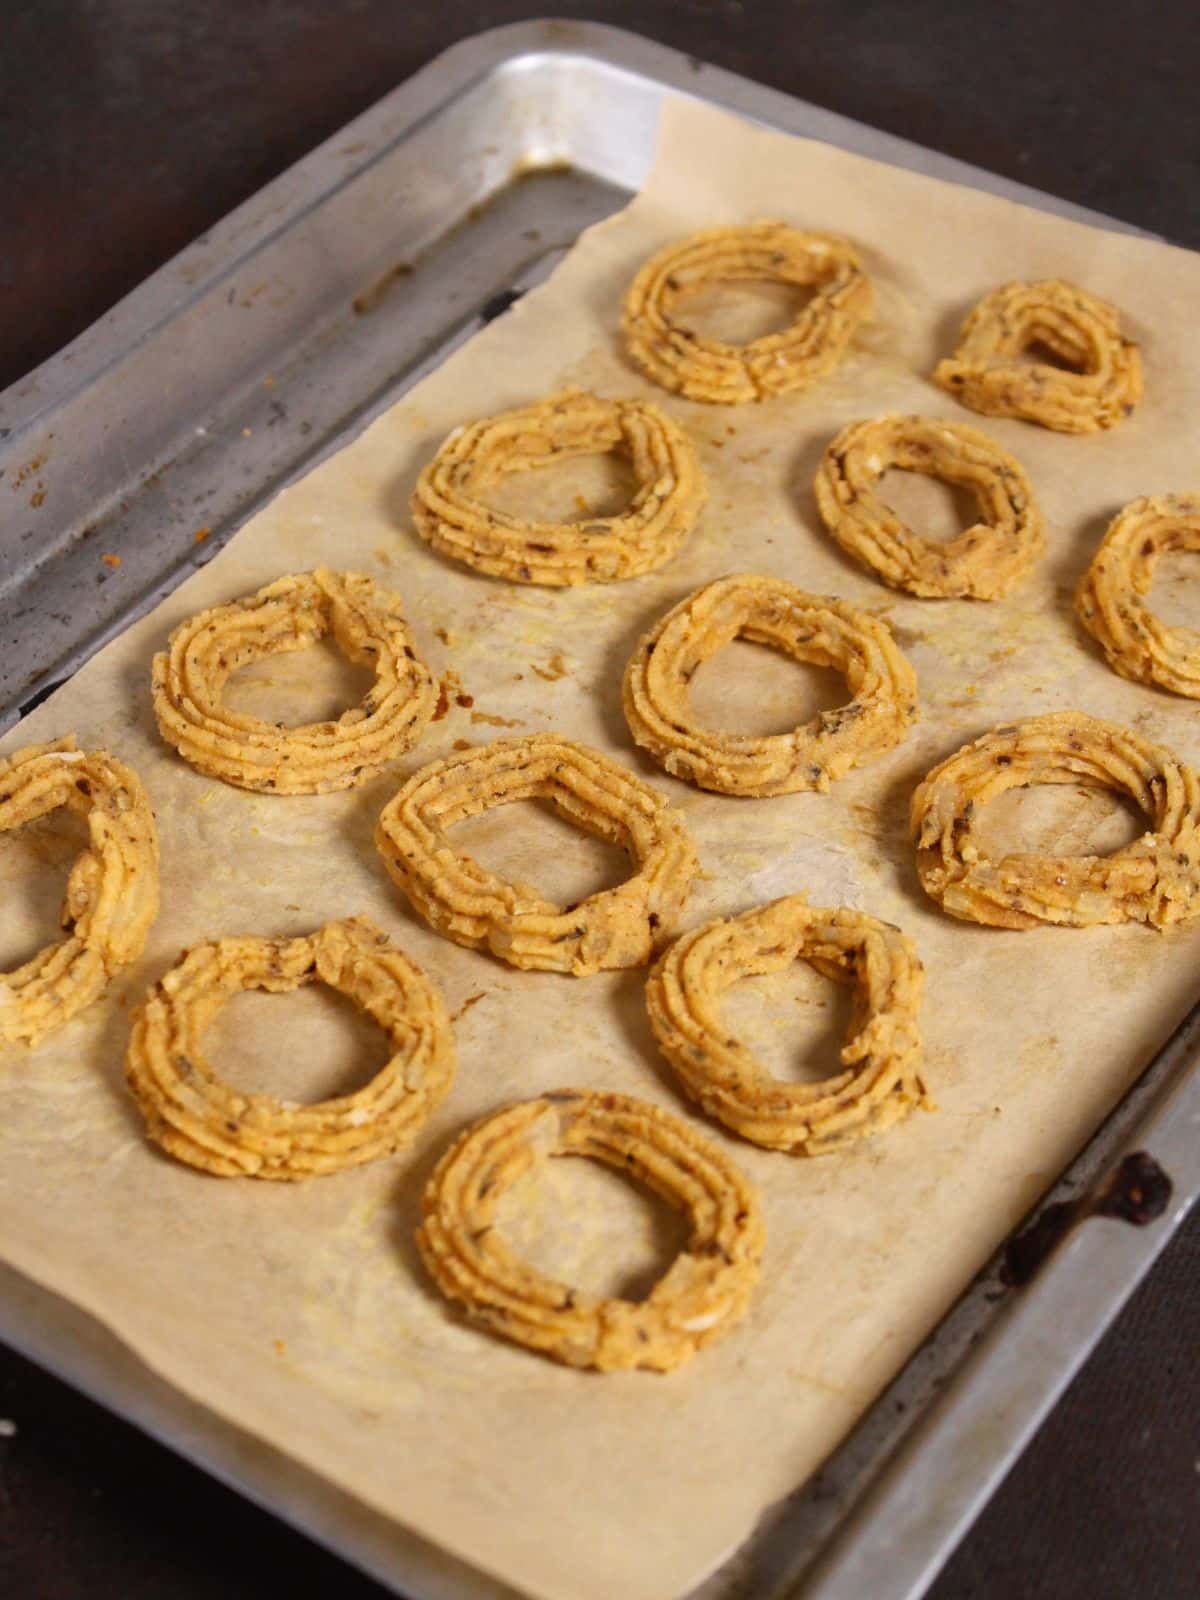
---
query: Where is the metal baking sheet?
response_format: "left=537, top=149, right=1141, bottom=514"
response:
left=0, top=19, right=1195, bottom=1600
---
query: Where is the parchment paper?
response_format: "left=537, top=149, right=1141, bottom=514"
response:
left=4, top=97, right=1200, bottom=1600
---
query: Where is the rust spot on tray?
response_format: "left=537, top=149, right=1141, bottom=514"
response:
left=1001, top=1150, right=1173, bottom=1287
left=11, top=451, right=48, bottom=490
left=1095, top=1150, right=1173, bottom=1225
left=353, top=259, right=414, bottom=317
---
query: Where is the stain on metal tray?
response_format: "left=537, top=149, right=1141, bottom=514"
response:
left=1002, top=1151, right=1173, bottom=1287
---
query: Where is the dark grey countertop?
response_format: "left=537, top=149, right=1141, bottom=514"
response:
left=1, top=4, right=1198, bottom=1597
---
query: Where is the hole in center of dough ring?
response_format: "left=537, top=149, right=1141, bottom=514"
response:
left=620, top=222, right=872, bottom=404
left=910, top=711, right=1200, bottom=929
left=622, top=573, right=918, bottom=795
left=410, top=389, right=705, bottom=586
left=416, top=1089, right=765, bottom=1371
left=374, top=734, right=700, bottom=975
left=151, top=568, right=437, bottom=794
left=646, top=894, right=928, bottom=1155
left=124, top=916, right=455, bottom=1180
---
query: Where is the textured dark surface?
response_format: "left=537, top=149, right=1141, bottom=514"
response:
left=2, top=3, right=1199, bottom=1597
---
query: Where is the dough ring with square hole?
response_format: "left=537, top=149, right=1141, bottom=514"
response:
left=416, top=1089, right=764, bottom=1371
left=375, top=735, right=699, bottom=974
left=1075, top=494, right=1200, bottom=697
left=911, top=712, right=1200, bottom=929
left=152, top=568, right=436, bottom=794
left=125, top=916, right=454, bottom=1179
left=646, top=894, right=929, bottom=1155
left=620, top=223, right=871, bottom=404
left=410, top=389, right=705, bottom=585
left=0, top=738, right=159, bottom=1046
left=933, top=279, right=1142, bottom=433
left=813, top=414, right=1045, bottom=599
left=622, top=574, right=918, bottom=796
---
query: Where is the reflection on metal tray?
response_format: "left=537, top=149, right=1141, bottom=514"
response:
left=0, top=19, right=1195, bottom=1600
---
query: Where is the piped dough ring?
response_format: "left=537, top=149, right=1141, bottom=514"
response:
left=152, top=568, right=436, bottom=793
left=125, top=916, right=455, bottom=1180
left=646, top=895, right=928, bottom=1155
left=375, top=735, right=699, bottom=975
left=0, top=738, right=159, bottom=1045
left=933, top=279, right=1142, bottom=433
left=621, top=223, right=871, bottom=404
left=410, top=390, right=705, bottom=585
left=813, top=414, right=1044, bottom=599
left=416, top=1089, right=764, bottom=1371
left=911, top=712, right=1200, bottom=929
left=1075, top=493, right=1200, bottom=697
left=622, top=574, right=918, bottom=796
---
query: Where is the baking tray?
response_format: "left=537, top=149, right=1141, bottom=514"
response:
left=1, top=19, right=1196, bottom=1600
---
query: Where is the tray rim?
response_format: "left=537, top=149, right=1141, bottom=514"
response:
left=1, top=18, right=1196, bottom=1600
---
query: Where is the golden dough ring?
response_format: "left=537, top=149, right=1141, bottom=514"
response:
left=125, top=916, right=455, bottom=1180
left=0, top=738, right=159, bottom=1046
left=622, top=574, right=918, bottom=796
left=375, top=735, right=699, bottom=975
left=646, top=894, right=928, bottom=1155
left=410, top=389, right=705, bottom=585
left=152, top=568, right=436, bottom=794
left=417, top=1089, right=764, bottom=1372
left=620, top=222, right=871, bottom=404
left=933, top=279, right=1142, bottom=433
left=911, top=711, right=1200, bottom=929
left=813, top=414, right=1044, bottom=599
left=1075, top=493, right=1200, bottom=698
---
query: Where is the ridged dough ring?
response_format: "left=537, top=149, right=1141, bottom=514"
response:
left=813, top=414, right=1044, bottom=599
left=410, top=389, right=705, bottom=585
left=375, top=735, right=699, bottom=974
left=152, top=568, right=436, bottom=794
left=1075, top=493, right=1200, bottom=697
left=646, top=894, right=928, bottom=1155
left=933, top=279, right=1142, bottom=433
left=911, top=712, right=1200, bottom=929
left=416, top=1089, right=764, bottom=1371
left=621, top=223, right=871, bottom=404
left=622, top=574, right=918, bottom=795
left=0, top=738, right=159, bottom=1045
left=125, top=916, right=455, bottom=1180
